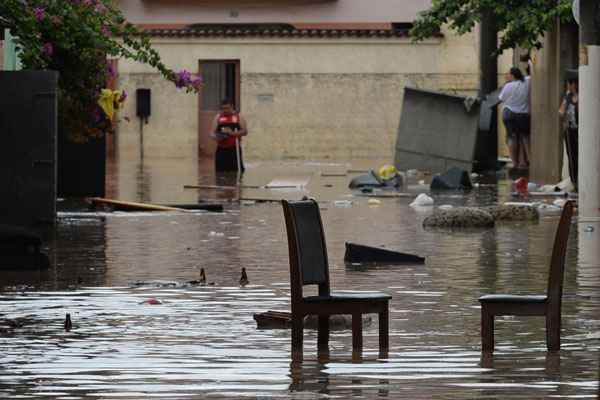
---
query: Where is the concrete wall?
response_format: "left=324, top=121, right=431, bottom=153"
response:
left=116, top=31, right=480, bottom=161
left=119, top=0, right=432, bottom=24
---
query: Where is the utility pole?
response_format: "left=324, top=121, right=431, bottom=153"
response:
left=578, top=0, right=600, bottom=221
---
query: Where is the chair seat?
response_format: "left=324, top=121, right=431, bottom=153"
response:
left=479, top=294, right=547, bottom=304
left=304, top=292, right=392, bottom=303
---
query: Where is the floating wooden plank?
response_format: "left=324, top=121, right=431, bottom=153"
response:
left=253, top=310, right=291, bottom=329
left=354, top=192, right=413, bottom=198
left=239, top=197, right=285, bottom=203
left=265, top=177, right=310, bottom=189
left=344, top=242, right=425, bottom=265
left=184, top=184, right=261, bottom=190
left=320, top=172, right=348, bottom=177
left=161, top=203, right=224, bottom=212
left=511, top=191, right=569, bottom=198
left=88, top=198, right=185, bottom=212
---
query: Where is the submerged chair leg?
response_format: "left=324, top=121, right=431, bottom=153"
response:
left=481, top=308, right=494, bottom=353
left=292, top=316, right=304, bottom=359
left=318, top=315, right=329, bottom=351
left=546, top=314, right=561, bottom=352
left=352, top=313, right=363, bottom=350
left=379, top=303, right=389, bottom=352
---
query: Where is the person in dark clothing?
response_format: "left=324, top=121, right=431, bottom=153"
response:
left=210, top=99, right=248, bottom=173
left=559, top=77, right=578, bottom=190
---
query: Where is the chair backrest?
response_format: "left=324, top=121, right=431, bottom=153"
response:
left=546, top=201, right=574, bottom=313
left=282, top=199, right=331, bottom=305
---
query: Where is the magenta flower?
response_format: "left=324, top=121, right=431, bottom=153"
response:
left=119, top=89, right=128, bottom=102
left=101, top=25, right=111, bottom=37
left=42, top=42, right=54, bottom=58
left=33, top=7, right=46, bottom=22
left=174, top=70, right=192, bottom=88
left=191, top=75, right=203, bottom=89
left=106, top=62, right=116, bottom=78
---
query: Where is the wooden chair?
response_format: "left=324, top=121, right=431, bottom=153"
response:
left=479, top=200, right=574, bottom=352
left=282, top=199, right=391, bottom=357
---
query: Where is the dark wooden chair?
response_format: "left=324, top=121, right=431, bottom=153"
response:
left=479, top=200, right=574, bottom=352
left=282, top=199, right=391, bottom=357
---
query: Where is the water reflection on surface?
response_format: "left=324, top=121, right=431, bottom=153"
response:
left=1, top=158, right=599, bottom=399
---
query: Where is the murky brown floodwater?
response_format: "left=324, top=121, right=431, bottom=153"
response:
left=1, top=158, right=599, bottom=399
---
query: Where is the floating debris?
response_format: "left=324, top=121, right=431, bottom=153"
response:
left=141, top=298, right=162, bottom=305
left=64, top=313, right=72, bottom=332
left=334, top=200, right=353, bottom=208
left=253, top=311, right=373, bottom=330
left=410, top=193, right=434, bottom=207
left=239, top=267, right=249, bottom=287
left=344, top=242, right=425, bottom=265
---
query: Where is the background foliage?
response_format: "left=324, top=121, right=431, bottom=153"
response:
left=411, top=0, right=574, bottom=54
left=0, top=0, right=201, bottom=141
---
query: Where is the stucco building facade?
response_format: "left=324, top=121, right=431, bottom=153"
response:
left=116, top=0, right=486, bottom=164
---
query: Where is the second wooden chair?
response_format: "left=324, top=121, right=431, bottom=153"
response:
left=479, top=201, right=574, bottom=352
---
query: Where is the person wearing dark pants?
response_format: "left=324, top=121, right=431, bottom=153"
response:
left=559, top=78, right=578, bottom=191
left=499, top=67, right=531, bottom=170
left=210, top=99, right=248, bottom=173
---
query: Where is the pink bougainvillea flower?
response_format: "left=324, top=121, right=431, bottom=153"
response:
left=42, top=42, right=54, bottom=57
left=106, top=61, right=116, bottom=78
left=33, top=7, right=46, bottom=22
left=191, top=76, right=203, bottom=89
left=174, top=69, right=192, bottom=88
left=101, top=25, right=111, bottom=37
left=173, top=70, right=203, bottom=90
left=119, top=89, right=128, bottom=102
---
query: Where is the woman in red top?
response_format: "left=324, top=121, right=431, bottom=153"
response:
left=210, top=99, right=248, bottom=173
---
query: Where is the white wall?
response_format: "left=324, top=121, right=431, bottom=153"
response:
left=119, top=0, right=432, bottom=24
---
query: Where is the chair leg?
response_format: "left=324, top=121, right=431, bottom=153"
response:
left=352, top=313, right=363, bottom=351
left=481, top=308, right=494, bottom=353
left=292, top=315, right=304, bottom=359
left=318, top=315, right=329, bottom=351
left=546, top=314, right=561, bottom=352
left=379, top=303, right=389, bottom=352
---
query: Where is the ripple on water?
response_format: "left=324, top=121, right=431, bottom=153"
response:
left=1, top=161, right=599, bottom=399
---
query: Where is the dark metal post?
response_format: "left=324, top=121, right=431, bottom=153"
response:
left=476, top=9, right=499, bottom=172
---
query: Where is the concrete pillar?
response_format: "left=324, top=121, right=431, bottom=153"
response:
left=578, top=0, right=600, bottom=221
left=578, top=222, right=600, bottom=297
left=530, top=22, right=562, bottom=184
left=579, top=46, right=600, bottom=221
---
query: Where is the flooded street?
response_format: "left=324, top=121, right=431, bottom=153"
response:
left=1, top=158, right=599, bottom=399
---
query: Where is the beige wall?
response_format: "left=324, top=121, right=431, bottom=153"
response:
left=116, top=30, right=480, bottom=161
left=530, top=24, right=563, bottom=184
left=119, top=0, right=432, bottom=24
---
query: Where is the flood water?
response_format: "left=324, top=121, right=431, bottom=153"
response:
left=1, top=157, right=599, bottom=399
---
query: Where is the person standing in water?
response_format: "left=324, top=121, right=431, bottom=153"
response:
left=499, top=67, right=531, bottom=170
left=559, top=77, right=579, bottom=190
left=210, top=99, right=248, bottom=173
